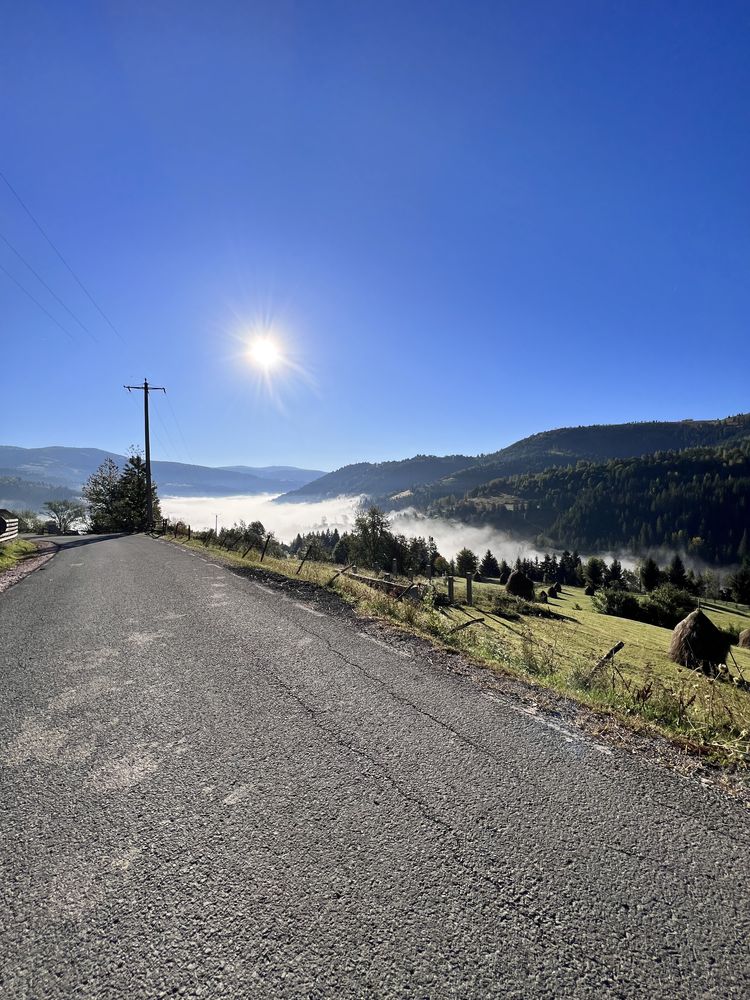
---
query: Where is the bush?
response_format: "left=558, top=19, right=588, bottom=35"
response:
left=591, top=588, right=642, bottom=621
left=639, top=584, right=697, bottom=629
left=591, top=583, right=700, bottom=630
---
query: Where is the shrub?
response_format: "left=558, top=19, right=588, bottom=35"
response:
left=591, top=588, right=642, bottom=621
left=639, top=584, right=697, bottom=629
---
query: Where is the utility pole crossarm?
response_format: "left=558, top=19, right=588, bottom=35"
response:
left=123, top=378, right=167, bottom=533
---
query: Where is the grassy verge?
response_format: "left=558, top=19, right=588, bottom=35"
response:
left=0, top=538, right=38, bottom=572
left=164, top=534, right=750, bottom=767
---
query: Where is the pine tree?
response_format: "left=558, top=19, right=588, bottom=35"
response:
left=117, top=455, right=161, bottom=531
left=456, top=548, right=478, bottom=576
left=479, top=549, right=500, bottom=577
left=82, top=458, right=122, bottom=532
left=667, top=553, right=687, bottom=588
left=639, top=556, right=661, bottom=592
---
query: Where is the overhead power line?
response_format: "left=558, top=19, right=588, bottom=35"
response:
left=0, top=168, right=129, bottom=350
left=0, top=228, right=99, bottom=345
left=164, top=393, right=194, bottom=465
left=0, top=261, right=77, bottom=343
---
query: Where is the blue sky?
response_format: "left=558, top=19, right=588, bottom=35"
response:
left=2, top=1, right=748, bottom=471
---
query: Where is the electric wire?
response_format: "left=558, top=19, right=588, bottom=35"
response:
left=154, top=405, right=181, bottom=463
left=164, top=393, right=195, bottom=466
left=0, top=261, right=77, bottom=344
left=0, top=169, right=130, bottom=350
left=0, top=228, right=99, bottom=345
left=1, top=168, right=196, bottom=471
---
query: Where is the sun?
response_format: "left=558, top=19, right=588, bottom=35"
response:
left=248, top=335, right=283, bottom=372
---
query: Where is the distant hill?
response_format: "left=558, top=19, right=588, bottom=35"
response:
left=0, top=446, right=325, bottom=506
left=429, top=440, right=750, bottom=565
left=412, top=413, right=750, bottom=501
left=278, top=454, right=475, bottom=502
left=279, top=413, right=750, bottom=505
left=0, top=476, right=79, bottom=510
left=219, top=465, right=326, bottom=485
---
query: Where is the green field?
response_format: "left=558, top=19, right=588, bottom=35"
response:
left=436, top=575, right=750, bottom=680
left=165, top=533, right=750, bottom=766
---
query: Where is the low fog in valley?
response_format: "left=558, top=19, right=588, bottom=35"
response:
left=161, top=493, right=549, bottom=565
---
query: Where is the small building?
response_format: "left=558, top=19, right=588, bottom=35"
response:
left=0, top=509, right=19, bottom=544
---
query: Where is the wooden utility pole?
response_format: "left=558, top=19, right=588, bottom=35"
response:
left=124, top=378, right=166, bottom=532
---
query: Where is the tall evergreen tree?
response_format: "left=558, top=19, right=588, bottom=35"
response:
left=81, top=454, right=160, bottom=532
left=117, top=455, right=161, bottom=531
left=667, top=553, right=687, bottom=588
left=82, top=458, right=122, bottom=532
left=583, top=557, right=606, bottom=589
left=456, top=548, right=478, bottom=575
left=479, top=549, right=501, bottom=577
left=639, top=556, right=661, bottom=592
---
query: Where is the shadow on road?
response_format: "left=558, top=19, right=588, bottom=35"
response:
left=29, top=533, right=132, bottom=550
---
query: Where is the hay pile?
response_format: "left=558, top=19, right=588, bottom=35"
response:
left=739, top=628, right=750, bottom=649
left=668, top=609, right=731, bottom=674
left=506, top=570, right=535, bottom=601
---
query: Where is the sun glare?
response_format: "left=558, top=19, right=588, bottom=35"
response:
left=248, top=336, right=283, bottom=372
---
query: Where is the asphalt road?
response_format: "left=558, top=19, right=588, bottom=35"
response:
left=1, top=533, right=748, bottom=999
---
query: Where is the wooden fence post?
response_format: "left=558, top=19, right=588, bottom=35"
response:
left=326, top=563, right=354, bottom=587
left=296, top=545, right=312, bottom=575
left=466, top=574, right=473, bottom=607
left=447, top=577, right=454, bottom=604
left=260, top=533, right=272, bottom=562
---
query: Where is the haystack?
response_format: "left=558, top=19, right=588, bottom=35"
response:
left=539, top=590, right=548, bottom=603
left=739, top=628, right=750, bottom=649
left=668, top=609, right=731, bottom=674
left=506, top=570, right=535, bottom=601
left=584, top=585, right=595, bottom=597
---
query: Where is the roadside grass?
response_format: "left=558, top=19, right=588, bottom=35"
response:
left=164, top=534, right=750, bottom=767
left=0, top=538, right=37, bottom=573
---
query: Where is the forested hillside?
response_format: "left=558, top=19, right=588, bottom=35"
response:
left=431, top=442, right=750, bottom=564
left=280, top=413, right=750, bottom=505
left=0, top=476, right=79, bottom=510
left=279, top=454, right=474, bottom=501
left=411, top=413, right=750, bottom=502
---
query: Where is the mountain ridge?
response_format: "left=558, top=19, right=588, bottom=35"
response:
left=0, top=446, right=325, bottom=504
left=279, top=413, right=750, bottom=504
